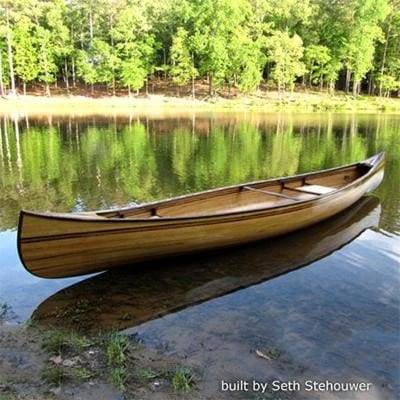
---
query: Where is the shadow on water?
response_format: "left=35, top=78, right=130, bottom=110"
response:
left=32, top=195, right=380, bottom=333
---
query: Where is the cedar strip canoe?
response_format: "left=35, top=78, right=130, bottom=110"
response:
left=32, top=196, right=380, bottom=332
left=18, top=152, right=385, bottom=279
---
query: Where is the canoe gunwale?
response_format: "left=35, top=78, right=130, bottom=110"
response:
left=19, top=152, right=384, bottom=224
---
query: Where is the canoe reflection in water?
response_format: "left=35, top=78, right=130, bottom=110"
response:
left=32, top=196, right=380, bottom=333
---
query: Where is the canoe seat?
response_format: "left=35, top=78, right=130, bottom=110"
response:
left=294, top=184, right=335, bottom=195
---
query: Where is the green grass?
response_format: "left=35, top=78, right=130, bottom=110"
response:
left=69, top=333, right=93, bottom=352
left=171, top=367, right=195, bottom=393
left=109, top=366, right=127, bottom=391
left=106, top=333, right=129, bottom=391
left=135, top=367, right=159, bottom=383
left=41, top=365, right=66, bottom=386
left=71, top=367, right=92, bottom=381
left=41, top=330, right=68, bottom=355
left=41, top=328, right=93, bottom=355
left=106, top=333, right=129, bottom=366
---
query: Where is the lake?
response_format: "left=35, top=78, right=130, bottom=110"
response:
left=0, top=111, right=399, bottom=399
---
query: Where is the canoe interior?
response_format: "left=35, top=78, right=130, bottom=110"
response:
left=97, top=163, right=371, bottom=219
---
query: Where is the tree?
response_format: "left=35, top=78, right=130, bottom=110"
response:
left=0, top=0, right=397, bottom=98
left=344, top=0, right=390, bottom=95
left=36, top=26, right=57, bottom=96
left=192, top=0, right=250, bottom=96
left=13, top=15, right=39, bottom=94
left=75, top=48, right=98, bottom=94
left=170, top=27, right=197, bottom=98
left=120, top=57, right=147, bottom=96
left=375, top=0, right=400, bottom=96
left=266, top=30, right=305, bottom=94
left=1, top=1, right=16, bottom=95
left=304, top=44, right=331, bottom=90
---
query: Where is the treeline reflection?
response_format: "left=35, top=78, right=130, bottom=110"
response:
left=0, top=113, right=398, bottom=232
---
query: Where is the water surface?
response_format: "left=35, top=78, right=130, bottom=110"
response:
left=0, top=111, right=399, bottom=398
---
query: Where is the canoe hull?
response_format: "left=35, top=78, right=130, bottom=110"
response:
left=18, top=154, right=384, bottom=278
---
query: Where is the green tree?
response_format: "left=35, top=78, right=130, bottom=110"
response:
left=170, top=27, right=197, bottom=98
left=266, top=30, right=305, bottom=94
left=13, top=15, right=39, bottom=94
left=344, top=0, right=390, bottom=95
left=120, top=57, right=147, bottom=95
left=304, top=44, right=331, bottom=90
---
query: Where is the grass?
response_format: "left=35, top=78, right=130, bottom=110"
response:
left=109, top=366, right=127, bottom=391
left=171, top=367, right=195, bottom=393
left=71, top=367, right=92, bottom=381
left=41, top=328, right=93, bottom=355
left=41, top=330, right=68, bottom=355
left=106, top=333, right=129, bottom=391
left=135, top=367, right=159, bottom=383
left=106, top=333, right=129, bottom=366
left=69, top=333, right=93, bottom=352
left=41, top=365, right=66, bottom=386
left=0, top=91, right=399, bottom=117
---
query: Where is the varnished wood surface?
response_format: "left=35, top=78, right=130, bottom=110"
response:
left=18, top=152, right=385, bottom=278
left=32, top=196, right=380, bottom=332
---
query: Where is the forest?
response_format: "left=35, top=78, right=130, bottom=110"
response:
left=0, top=0, right=399, bottom=98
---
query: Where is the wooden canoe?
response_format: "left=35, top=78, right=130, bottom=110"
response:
left=32, top=196, right=380, bottom=332
left=18, top=152, right=385, bottom=278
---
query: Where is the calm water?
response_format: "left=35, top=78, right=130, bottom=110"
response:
left=0, top=112, right=399, bottom=398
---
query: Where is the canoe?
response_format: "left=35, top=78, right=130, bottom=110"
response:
left=18, top=152, right=385, bottom=279
left=32, top=196, right=380, bottom=332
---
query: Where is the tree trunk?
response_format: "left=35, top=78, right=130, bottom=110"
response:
left=89, top=8, right=94, bottom=48
left=5, top=7, right=16, bottom=96
left=329, top=80, right=334, bottom=94
left=345, top=69, right=351, bottom=93
left=368, top=73, right=373, bottom=95
left=45, top=83, right=51, bottom=97
left=319, top=77, right=324, bottom=91
left=91, top=83, right=94, bottom=95
left=128, top=85, right=131, bottom=97
left=163, top=48, right=167, bottom=79
left=145, top=79, right=149, bottom=96
left=192, top=75, right=195, bottom=100
left=23, top=82, right=26, bottom=96
left=352, top=80, right=358, bottom=96
left=209, top=75, right=213, bottom=96
left=72, top=57, right=76, bottom=88
left=379, top=15, right=392, bottom=97
left=0, top=52, right=4, bottom=97
left=64, top=59, right=70, bottom=95
left=110, top=14, right=116, bottom=96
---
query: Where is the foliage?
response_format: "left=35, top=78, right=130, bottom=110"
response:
left=41, top=365, right=67, bottom=386
left=170, top=27, right=197, bottom=87
left=0, top=0, right=398, bottom=96
left=106, top=333, right=129, bottom=391
left=266, top=31, right=305, bottom=92
left=106, top=332, right=129, bottom=366
left=171, top=367, right=195, bottom=393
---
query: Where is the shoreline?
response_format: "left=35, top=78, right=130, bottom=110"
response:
left=1, top=92, right=400, bottom=116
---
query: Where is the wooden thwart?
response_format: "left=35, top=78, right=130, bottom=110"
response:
left=241, top=186, right=302, bottom=201
left=285, top=184, right=335, bottom=195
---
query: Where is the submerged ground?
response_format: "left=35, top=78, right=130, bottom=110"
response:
left=0, top=111, right=399, bottom=399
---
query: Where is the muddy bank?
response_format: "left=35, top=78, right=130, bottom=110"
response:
left=0, top=323, right=202, bottom=400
